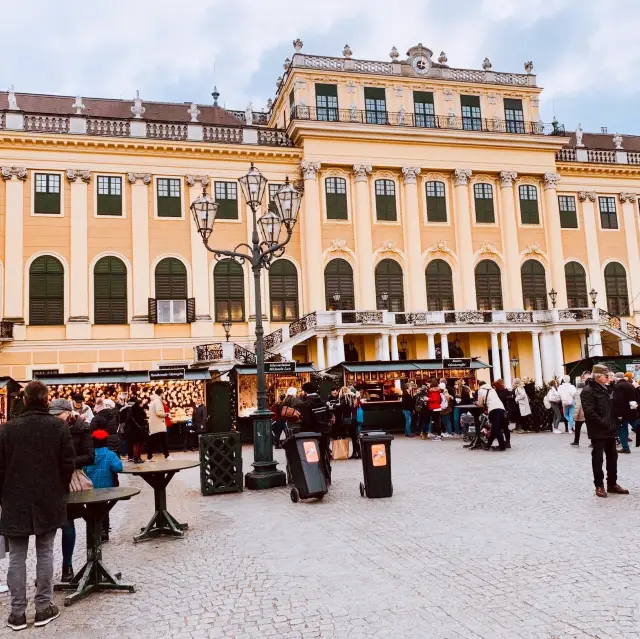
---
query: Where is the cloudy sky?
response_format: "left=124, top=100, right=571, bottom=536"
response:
left=2, top=0, right=638, bottom=134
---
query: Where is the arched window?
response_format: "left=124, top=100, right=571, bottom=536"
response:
left=521, top=259, right=547, bottom=310
left=565, top=262, right=588, bottom=308
left=475, top=260, right=502, bottom=311
left=94, top=256, right=127, bottom=324
left=605, top=262, right=629, bottom=316
left=324, top=259, right=354, bottom=310
left=426, top=260, right=454, bottom=311
left=153, top=258, right=189, bottom=324
left=270, top=260, right=298, bottom=321
left=375, top=259, right=404, bottom=312
left=29, top=255, right=64, bottom=325
left=214, top=259, right=245, bottom=322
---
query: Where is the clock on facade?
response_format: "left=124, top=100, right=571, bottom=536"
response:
left=411, top=55, right=431, bottom=75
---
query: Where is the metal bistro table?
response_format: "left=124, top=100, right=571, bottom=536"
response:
left=54, top=487, right=140, bottom=606
left=120, top=459, right=200, bottom=543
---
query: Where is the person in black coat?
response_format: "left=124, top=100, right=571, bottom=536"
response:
left=125, top=398, right=148, bottom=464
left=0, top=382, right=75, bottom=630
left=581, top=365, right=628, bottom=498
left=90, top=400, right=121, bottom=454
left=612, top=372, right=637, bottom=453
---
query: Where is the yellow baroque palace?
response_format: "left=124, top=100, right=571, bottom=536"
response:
left=0, top=40, right=638, bottom=385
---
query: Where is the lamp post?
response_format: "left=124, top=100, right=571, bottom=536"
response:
left=510, top=355, right=519, bottom=379
left=191, top=163, right=302, bottom=490
left=589, top=288, right=598, bottom=308
left=548, top=288, right=557, bottom=309
left=222, top=319, right=232, bottom=342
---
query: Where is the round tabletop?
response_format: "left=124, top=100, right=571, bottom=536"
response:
left=119, top=459, right=200, bottom=475
left=66, top=487, right=141, bottom=505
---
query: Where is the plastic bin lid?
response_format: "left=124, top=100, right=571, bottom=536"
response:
left=293, top=431, right=322, bottom=438
left=359, top=430, right=394, bottom=441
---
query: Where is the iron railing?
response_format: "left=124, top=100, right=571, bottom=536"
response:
left=341, top=311, right=384, bottom=324
left=257, top=129, right=294, bottom=147
left=0, top=321, right=13, bottom=339
left=194, top=343, right=223, bottom=363
left=233, top=344, right=256, bottom=365
left=445, top=311, right=494, bottom=324
left=598, top=308, right=622, bottom=330
left=289, top=312, right=317, bottom=338
left=227, top=110, right=269, bottom=125
left=291, top=106, right=563, bottom=136
left=262, top=328, right=283, bottom=351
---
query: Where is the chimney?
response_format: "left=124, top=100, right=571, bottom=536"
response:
left=601, top=126, right=608, bottom=134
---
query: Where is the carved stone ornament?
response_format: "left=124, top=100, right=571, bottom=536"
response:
left=543, top=172, right=561, bottom=189
left=531, top=97, right=540, bottom=108
left=343, top=44, right=353, bottom=58
left=444, top=89, right=453, bottom=102
left=245, top=102, right=253, bottom=126
left=578, top=191, right=596, bottom=202
left=499, top=171, right=518, bottom=188
left=283, top=57, right=291, bottom=70
left=131, top=90, right=145, bottom=119
left=266, top=98, right=273, bottom=110
left=619, top=192, right=637, bottom=203
left=276, top=77, right=283, bottom=89
left=293, top=38, right=303, bottom=52
left=352, top=164, right=372, bottom=183
left=397, top=106, right=406, bottom=125
left=524, top=60, right=534, bottom=74
left=448, top=109, right=456, bottom=128
left=186, top=174, right=210, bottom=188
left=613, top=133, right=624, bottom=150
left=347, top=81, right=356, bottom=94
left=488, top=93, right=498, bottom=106
left=482, top=57, right=492, bottom=70
left=401, top=166, right=421, bottom=184
left=66, top=169, right=91, bottom=183
left=187, top=103, right=201, bottom=123
left=575, top=123, right=584, bottom=147
left=127, top=172, right=152, bottom=185
left=7, top=85, right=18, bottom=111
left=395, top=85, right=404, bottom=97
left=426, top=240, right=454, bottom=256
left=72, top=96, right=85, bottom=115
left=300, top=160, right=321, bottom=180
left=328, top=238, right=348, bottom=252
left=380, top=240, right=401, bottom=255
left=0, top=166, right=27, bottom=181
left=438, top=51, right=448, bottom=64
left=523, top=243, right=544, bottom=257
left=478, top=242, right=499, bottom=256
left=454, top=168, right=472, bottom=186
left=349, top=103, right=358, bottom=121
left=389, top=46, right=399, bottom=60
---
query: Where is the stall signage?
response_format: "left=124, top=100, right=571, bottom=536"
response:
left=442, top=358, right=472, bottom=370
left=265, top=362, right=296, bottom=374
left=32, top=369, right=60, bottom=378
left=98, top=367, right=125, bottom=373
left=149, top=368, right=185, bottom=380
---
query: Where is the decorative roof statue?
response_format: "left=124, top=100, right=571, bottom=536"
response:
left=293, top=38, right=303, bottom=53
left=283, top=57, right=291, bottom=71
left=131, top=90, right=145, bottom=119
left=575, top=123, right=584, bottom=147
left=613, top=133, right=624, bottom=150
left=389, top=46, right=399, bottom=60
left=245, top=102, right=253, bottom=126
left=266, top=98, right=273, bottom=110
left=7, top=85, right=18, bottom=111
left=211, top=86, right=220, bottom=106
left=482, top=57, right=492, bottom=70
left=438, top=51, right=448, bottom=64
left=72, top=95, right=85, bottom=115
left=187, top=102, right=200, bottom=123
left=524, top=60, right=534, bottom=74
left=342, top=44, right=352, bottom=58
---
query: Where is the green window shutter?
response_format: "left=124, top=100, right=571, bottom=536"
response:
left=325, top=177, right=348, bottom=220
left=375, top=180, right=396, bottom=221
left=155, top=258, right=187, bottom=299
left=519, top=185, right=539, bottom=224
left=94, top=256, right=127, bottom=324
left=29, top=255, right=64, bottom=325
left=474, top=184, right=495, bottom=223
left=605, top=262, right=629, bottom=315
left=34, top=173, right=61, bottom=214
left=425, top=181, right=447, bottom=222
left=426, top=259, right=454, bottom=311
left=97, top=176, right=123, bottom=215
left=214, top=182, right=238, bottom=220
left=375, top=259, right=404, bottom=312
left=157, top=178, right=182, bottom=218
left=564, top=262, right=588, bottom=308
left=214, top=259, right=245, bottom=322
left=521, top=259, right=547, bottom=310
left=599, top=196, right=618, bottom=229
left=475, top=260, right=502, bottom=310
left=186, top=298, right=196, bottom=323
left=558, top=195, right=578, bottom=228
left=148, top=298, right=158, bottom=324
left=269, top=260, right=298, bottom=321
left=324, top=258, right=355, bottom=310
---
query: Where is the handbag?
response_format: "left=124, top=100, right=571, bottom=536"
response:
left=331, top=438, right=350, bottom=461
left=280, top=405, right=301, bottom=422
left=69, top=469, right=93, bottom=493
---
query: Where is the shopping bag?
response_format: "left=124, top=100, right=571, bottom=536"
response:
left=331, top=438, right=350, bottom=460
left=69, top=469, right=94, bottom=492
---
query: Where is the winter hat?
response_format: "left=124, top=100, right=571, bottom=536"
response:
left=49, top=398, right=73, bottom=415
left=592, top=364, right=609, bottom=376
left=614, top=372, right=625, bottom=380
left=92, top=429, right=109, bottom=448
left=301, top=382, right=318, bottom=394
left=94, top=397, right=106, bottom=413
left=103, top=398, right=116, bottom=409
left=562, top=375, right=570, bottom=383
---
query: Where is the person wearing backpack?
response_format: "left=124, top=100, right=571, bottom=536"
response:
left=299, top=382, right=332, bottom=483
left=476, top=381, right=507, bottom=451
left=427, top=380, right=443, bottom=441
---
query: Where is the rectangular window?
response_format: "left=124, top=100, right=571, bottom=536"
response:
left=34, top=173, right=61, bottom=214
left=214, top=181, right=238, bottom=220
left=97, top=176, right=123, bottom=216
left=315, top=84, right=339, bottom=122
left=559, top=195, right=578, bottom=228
left=426, top=181, right=447, bottom=222
left=268, top=183, right=284, bottom=206
left=504, top=98, right=525, bottom=134
left=157, top=178, right=182, bottom=217
left=414, top=91, right=435, bottom=128
left=519, top=185, right=539, bottom=224
left=461, top=95, right=482, bottom=131
left=325, top=177, right=348, bottom=220
left=599, top=196, right=618, bottom=229
left=375, top=180, right=397, bottom=221
left=474, top=183, right=495, bottom=223
left=364, top=87, right=387, bottom=125
left=157, top=299, right=187, bottom=324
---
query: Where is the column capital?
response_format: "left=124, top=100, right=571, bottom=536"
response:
left=578, top=191, right=596, bottom=202
left=543, top=172, right=561, bottom=190
left=352, top=164, right=372, bottom=183
left=619, top=192, right=637, bottom=203
left=66, top=169, right=91, bottom=184
left=127, top=172, right=151, bottom=185
left=401, top=166, right=421, bottom=185
left=1, top=166, right=26, bottom=181
left=300, top=159, right=321, bottom=180
left=186, top=174, right=209, bottom=188
left=499, top=170, right=518, bottom=188
left=453, top=168, right=472, bottom=186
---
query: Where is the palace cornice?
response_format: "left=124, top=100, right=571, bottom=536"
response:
left=0, top=132, right=302, bottom=162
left=556, top=162, right=640, bottom=178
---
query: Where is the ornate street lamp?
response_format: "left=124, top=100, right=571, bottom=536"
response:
left=222, top=319, right=232, bottom=342
left=400, top=337, right=408, bottom=352
left=510, top=355, right=519, bottom=378
left=332, top=290, right=341, bottom=311
left=191, top=163, right=302, bottom=490
left=380, top=290, right=389, bottom=310
left=548, top=288, right=557, bottom=309
left=589, top=288, right=598, bottom=308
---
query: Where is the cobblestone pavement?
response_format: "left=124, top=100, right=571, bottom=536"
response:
left=2, top=433, right=640, bottom=639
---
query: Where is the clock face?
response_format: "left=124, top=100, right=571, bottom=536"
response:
left=411, top=55, right=430, bottom=75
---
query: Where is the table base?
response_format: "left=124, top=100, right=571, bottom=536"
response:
left=134, top=508, right=188, bottom=543
left=54, top=560, right=135, bottom=606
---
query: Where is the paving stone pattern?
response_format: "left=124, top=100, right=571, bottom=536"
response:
left=2, top=433, right=640, bottom=638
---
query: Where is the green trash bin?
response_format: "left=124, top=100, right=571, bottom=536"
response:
left=359, top=430, right=394, bottom=498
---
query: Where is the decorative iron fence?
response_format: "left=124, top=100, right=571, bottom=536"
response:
left=233, top=344, right=256, bottom=365
left=289, top=312, right=317, bottom=338
left=194, top=343, right=223, bottom=363
left=444, top=311, right=493, bottom=324
left=341, top=311, right=384, bottom=324
left=598, top=308, right=622, bottom=330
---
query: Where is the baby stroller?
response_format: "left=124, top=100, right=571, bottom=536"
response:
left=462, top=412, right=489, bottom=450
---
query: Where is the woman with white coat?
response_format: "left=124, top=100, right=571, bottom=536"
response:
left=513, top=378, right=531, bottom=430
left=545, top=379, right=563, bottom=433
left=558, top=375, right=577, bottom=433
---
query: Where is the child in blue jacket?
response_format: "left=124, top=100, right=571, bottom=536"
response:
left=84, top=429, right=123, bottom=542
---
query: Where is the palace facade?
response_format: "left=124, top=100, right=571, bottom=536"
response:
left=0, top=41, right=639, bottom=384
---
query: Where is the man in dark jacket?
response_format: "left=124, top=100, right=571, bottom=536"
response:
left=299, top=382, right=332, bottom=484
left=581, top=365, right=629, bottom=498
left=612, top=371, right=637, bottom=453
left=0, top=381, right=75, bottom=630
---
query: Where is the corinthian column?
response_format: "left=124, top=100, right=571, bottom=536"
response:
left=352, top=164, right=376, bottom=309
left=620, top=192, right=640, bottom=318
left=453, top=169, right=475, bottom=309
left=401, top=167, right=426, bottom=311
left=499, top=171, right=522, bottom=309
left=578, top=191, right=604, bottom=305
left=543, top=172, right=567, bottom=308
left=300, top=160, right=324, bottom=313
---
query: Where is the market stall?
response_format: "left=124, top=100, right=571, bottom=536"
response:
left=565, top=355, right=640, bottom=382
left=0, top=377, right=22, bottom=423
